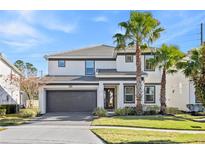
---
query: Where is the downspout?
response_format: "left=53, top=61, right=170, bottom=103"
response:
left=189, top=80, right=191, bottom=105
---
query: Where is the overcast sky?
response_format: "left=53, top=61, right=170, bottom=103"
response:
left=0, top=10, right=205, bottom=75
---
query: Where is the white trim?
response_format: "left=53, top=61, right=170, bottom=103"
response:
left=42, top=85, right=98, bottom=90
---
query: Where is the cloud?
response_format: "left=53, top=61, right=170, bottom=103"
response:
left=0, top=11, right=60, bottom=49
left=41, top=20, right=76, bottom=33
left=0, top=21, right=40, bottom=38
left=93, top=16, right=108, bottom=22
left=16, top=10, right=35, bottom=23
left=1, top=39, right=38, bottom=48
left=155, top=12, right=205, bottom=46
left=18, top=11, right=77, bottom=33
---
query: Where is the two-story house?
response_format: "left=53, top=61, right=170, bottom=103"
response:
left=0, top=53, right=22, bottom=105
left=39, top=44, right=197, bottom=114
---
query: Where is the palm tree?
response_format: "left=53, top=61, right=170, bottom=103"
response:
left=177, top=45, right=205, bottom=106
left=150, top=44, right=185, bottom=114
left=113, top=11, right=164, bottom=113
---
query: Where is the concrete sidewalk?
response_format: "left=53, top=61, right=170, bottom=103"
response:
left=91, top=126, right=205, bottom=134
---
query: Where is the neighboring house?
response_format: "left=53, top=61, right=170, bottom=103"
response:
left=39, top=44, right=197, bottom=114
left=0, top=53, right=22, bottom=105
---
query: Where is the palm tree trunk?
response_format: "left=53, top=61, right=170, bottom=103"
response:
left=136, top=43, right=142, bottom=113
left=160, top=67, right=166, bottom=114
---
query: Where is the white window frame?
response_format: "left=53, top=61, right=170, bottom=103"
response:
left=144, top=55, right=155, bottom=71
left=58, top=60, right=65, bottom=67
left=125, top=55, right=133, bottom=63
left=144, top=86, right=155, bottom=103
left=124, top=86, right=135, bottom=103
left=85, top=60, right=95, bottom=76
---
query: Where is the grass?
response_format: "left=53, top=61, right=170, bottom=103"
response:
left=92, top=128, right=205, bottom=144
left=0, top=108, right=39, bottom=126
left=92, top=115, right=205, bottom=131
left=0, top=116, right=27, bottom=126
left=174, top=114, right=205, bottom=120
left=0, top=127, right=6, bottom=131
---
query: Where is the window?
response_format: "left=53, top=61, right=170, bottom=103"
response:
left=144, top=86, right=155, bottom=103
left=6, top=95, right=9, bottom=102
left=85, top=60, right=95, bottom=76
left=125, top=55, right=133, bottom=63
left=144, top=55, right=155, bottom=71
left=124, top=86, right=135, bottom=103
left=195, top=93, right=201, bottom=103
left=58, top=60, right=65, bottom=67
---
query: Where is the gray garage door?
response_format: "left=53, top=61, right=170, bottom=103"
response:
left=46, top=90, right=97, bottom=112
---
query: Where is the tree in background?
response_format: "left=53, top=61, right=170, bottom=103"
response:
left=14, top=60, right=38, bottom=77
left=150, top=44, right=185, bottom=114
left=25, top=62, right=38, bottom=77
left=20, top=77, right=39, bottom=101
left=4, top=74, right=39, bottom=108
left=177, top=45, right=205, bottom=106
left=113, top=11, right=164, bottom=113
left=14, top=60, right=25, bottom=75
left=13, top=60, right=39, bottom=107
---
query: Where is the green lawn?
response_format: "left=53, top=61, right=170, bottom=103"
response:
left=92, top=115, right=205, bottom=130
left=0, top=108, right=39, bottom=126
left=0, top=127, right=6, bottom=131
left=174, top=114, right=205, bottom=121
left=92, top=128, right=205, bottom=144
left=0, top=116, right=27, bottom=126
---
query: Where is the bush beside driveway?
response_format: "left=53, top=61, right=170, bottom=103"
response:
left=0, top=108, right=39, bottom=127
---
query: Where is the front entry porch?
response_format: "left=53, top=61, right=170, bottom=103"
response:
left=104, top=86, right=117, bottom=111
left=97, top=81, right=145, bottom=110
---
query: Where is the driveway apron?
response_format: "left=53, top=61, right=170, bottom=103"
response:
left=0, top=112, right=103, bottom=144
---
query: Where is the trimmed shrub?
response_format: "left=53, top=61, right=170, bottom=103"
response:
left=143, top=105, right=160, bottom=115
left=0, top=108, right=6, bottom=116
left=92, top=107, right=107, bottom=117
left=165, top=107, right=182, bottom=115
left=114, top=108, right=126, bottom=116
left=0, top=104, right=20, bottom=114
left=114, top=107, right=136, bottom=116
left=19, top=108, right=39, bottom=118
left=125, top=107, right=137, bottom=115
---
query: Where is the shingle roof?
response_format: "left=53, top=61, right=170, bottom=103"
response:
left=45, top=44, right=157, bottom=60
left=96, top=69, right=147, bottom=76
left=0, top=53, right=22, bottom=76
left=40, top=75, right=99, bottom=84
left=116, top=46, right=157, bottom=54
left=45, top=44, right=116, bottom=59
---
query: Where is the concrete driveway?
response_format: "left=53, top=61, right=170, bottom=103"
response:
left=0, top=112, right=103, bottom=144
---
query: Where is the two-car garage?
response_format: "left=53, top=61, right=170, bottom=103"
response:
left=46, top=90, right=97, bottom=113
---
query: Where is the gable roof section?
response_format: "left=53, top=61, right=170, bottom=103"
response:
left=45, top=44, right=116, bottom=60
left=116, top=46, right=157, bottom=55
left=0, top=53, right=22, bottom=76
left=45, top=44, right=158, bottom=60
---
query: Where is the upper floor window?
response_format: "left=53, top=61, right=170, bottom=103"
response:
left=58, top=60, right=65, bottom=67
left=195, top=93, right=201, bottom=103
left=144, top=55, right=155, bottom=71
left=125, top=55, right=133, bottom=63
left=85, top=60, right=95, bottom=76
left=144, top=86, right=155, bottom=103
left=124, top=86, right=135, bottom=103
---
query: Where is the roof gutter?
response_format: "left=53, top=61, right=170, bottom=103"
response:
left=0, top=53, right=23, bottom=76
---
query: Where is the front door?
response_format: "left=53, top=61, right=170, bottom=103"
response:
left=104, top=88, right=115, bottom=109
